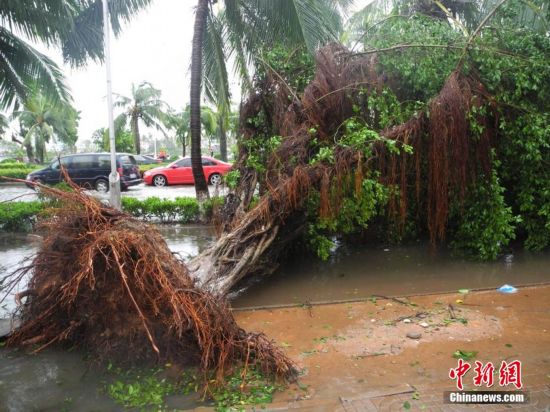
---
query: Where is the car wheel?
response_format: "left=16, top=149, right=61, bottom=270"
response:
left=153, top=175, right=167, bottom=187
left=209, top=173, right=222, bottom=185
left=95, top=178, right=109, bottom=193
left=32, top=178, right=44, bottom=192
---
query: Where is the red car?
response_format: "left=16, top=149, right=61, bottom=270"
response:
left=143, top=156, right=232, bottom=186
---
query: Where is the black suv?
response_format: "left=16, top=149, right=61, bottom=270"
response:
left=26, top=153, right=142, bottom=192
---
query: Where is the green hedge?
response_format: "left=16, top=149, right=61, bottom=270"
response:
left=0, top=196, right=222, bottom=231
left=138, top=163, right=169, bottom=174
left=0, top=162, right=41, bottom=170
left=0, top=201, right=44, bottom=231
left=0, top=168, right=39, bottom=180
left=121, top=197, right=200, bottom=223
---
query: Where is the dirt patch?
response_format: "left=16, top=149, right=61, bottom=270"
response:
left=329, top=301, right=502, bottom=359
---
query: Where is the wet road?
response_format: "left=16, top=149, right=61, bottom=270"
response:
left=0, top=182, right=226, bottom=202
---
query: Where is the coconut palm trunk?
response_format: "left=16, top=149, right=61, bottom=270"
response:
left=190, top=0, right=210, bottom=201
left=218, top=115, right=227, bottom=161
left=131, top=114, right=141, bottom=154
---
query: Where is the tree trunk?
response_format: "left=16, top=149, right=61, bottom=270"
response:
left=35, top=134, right=45, bottom=163
left=182, top=137, right=186, bottom=157
left=12, top=135, right=34, bottom=162
left=131, top=115, right=141, bottom=154
left=190, top=0, right=210, bottom=201
left=218, top=115, right=227, bottom=161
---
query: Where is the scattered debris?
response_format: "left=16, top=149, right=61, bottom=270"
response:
left=498, top=284, right=518, bottom=294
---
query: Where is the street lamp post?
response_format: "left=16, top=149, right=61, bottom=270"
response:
left=102, top=0, right=121, bottom=210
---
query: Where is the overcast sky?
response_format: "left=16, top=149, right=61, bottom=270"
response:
left=61, top=0, right=197, bottom=145
left=46, top=0, right=368, bottom=146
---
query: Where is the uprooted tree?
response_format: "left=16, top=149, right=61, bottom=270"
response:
left=189, top=2, right=550, bottom=293
left=3, top=0, right=549, bottom=384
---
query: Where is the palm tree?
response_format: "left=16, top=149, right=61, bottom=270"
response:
left=165, top=107, right=191, bottom=157
left=165, top=104, right=222, bottom=158
left=114, top=82, right=168, bottom=154
left=190, top=0, right=352, bottom=200
left=0, top=0, right=152, bottom=111
left=12, top=91, right=78, bottom=163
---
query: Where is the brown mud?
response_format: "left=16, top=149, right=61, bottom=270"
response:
left=235, top=285, right=550, bottom=409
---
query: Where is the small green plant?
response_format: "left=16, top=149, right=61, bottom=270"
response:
left=121, top=196, right=201, bottom=223
left=450, top=166, right=518, bottom=260
left=0, top=201, right=44, bottom=231
left=452, top=350, right=478, bottom=361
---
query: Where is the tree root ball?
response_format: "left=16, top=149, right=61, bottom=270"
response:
left=2, top=184, right=295, bottom=383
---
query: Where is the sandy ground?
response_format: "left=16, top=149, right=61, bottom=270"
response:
left=233, top=285, right=550, bottom=410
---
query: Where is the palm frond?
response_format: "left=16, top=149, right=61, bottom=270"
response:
left=60, top=0, right=154, bottom=66
left=203, top=12, right=231, bottom=108
left=0, top=27, right=70, bottom=111
left=244, top=0, right=344, bottom=53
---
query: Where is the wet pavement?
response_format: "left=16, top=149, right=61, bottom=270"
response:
left=0, top=182, right=226, bottom=203
left=236, top=285, right=550, bottom=411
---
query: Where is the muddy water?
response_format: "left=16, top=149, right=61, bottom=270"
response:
left=232, top=242, right=550, bottom=308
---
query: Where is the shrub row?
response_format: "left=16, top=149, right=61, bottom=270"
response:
left=0, top=196, right=224, bottom=231
left=0, top=162, right=41, bottom=170
left=0, top=168, right=39, bottom=180
left=138, top=163, right=169, bottom=174
left=0, top=201, right=44, bottom=231
left=121, top=197, right=200, bottom=223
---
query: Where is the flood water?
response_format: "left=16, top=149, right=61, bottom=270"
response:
left=1, top=226, right=549, bottom=411
left=232, top=242, right=550, bottom=308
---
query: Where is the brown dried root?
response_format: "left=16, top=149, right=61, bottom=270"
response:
left=2, top=183, right=296, bottom=383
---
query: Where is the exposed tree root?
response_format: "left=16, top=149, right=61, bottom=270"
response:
left=1, top=183, right=296, bottom=383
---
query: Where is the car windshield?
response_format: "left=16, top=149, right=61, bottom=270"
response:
left=119, top=155, right=137, bottom=165
left=174, top=158, right=191, bottom=167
